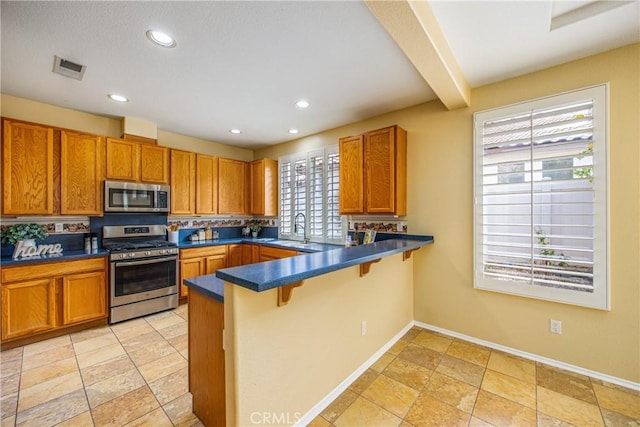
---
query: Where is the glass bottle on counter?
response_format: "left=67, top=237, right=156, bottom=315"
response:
left=205, top=227, right=213, bottom=241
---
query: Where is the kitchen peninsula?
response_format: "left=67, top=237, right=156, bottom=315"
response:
left=185, top=237, right=433, bottom=426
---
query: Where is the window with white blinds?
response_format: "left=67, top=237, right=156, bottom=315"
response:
left=473, top=85, right=609, bottom=309
left=279, top=146, right=343, bottom=243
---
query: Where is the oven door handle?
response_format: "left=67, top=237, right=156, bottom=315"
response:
left=114, top=256, right=177, bottom=267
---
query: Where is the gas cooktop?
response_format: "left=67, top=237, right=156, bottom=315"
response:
left=103, top=240, right=177, bottom=252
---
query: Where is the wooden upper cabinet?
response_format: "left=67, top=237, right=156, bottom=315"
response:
left=365, top=126, right=406, bottom=215
left=250, top=158, right=278, bottom=216
left=196, top=154, right=218, bottom=215
left=140, top=144, right=170, bottom=184
left=106, top=138, right=169, bottom=184
left=2, top=119, right=54, bottom=215
left=218, top=158, right=247, bottom=215
left=339, top=135, right=365, bottom=214
left=106, top=138, right=139, bottom=181
left=171, top=149, right=196, bottom=215
left=60, top=131, right=104, bottom=215
left=339, top=125, right=406, bottom=215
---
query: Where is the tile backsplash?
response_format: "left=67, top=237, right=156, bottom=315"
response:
left=348, top=216, right=407, bottom=234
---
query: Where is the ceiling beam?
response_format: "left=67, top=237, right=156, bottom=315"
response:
left=365, top=0, right=470, bottom=109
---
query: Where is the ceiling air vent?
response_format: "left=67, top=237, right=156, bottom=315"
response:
left=52, top=55, right=86, bottom=80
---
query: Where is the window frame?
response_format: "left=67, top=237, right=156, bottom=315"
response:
left=279, top=145, right=344, bottom=244
left=473, top=84, right=610, bottom=310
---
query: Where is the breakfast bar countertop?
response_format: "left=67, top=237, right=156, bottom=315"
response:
left=184, top=236, right=434, bottom=302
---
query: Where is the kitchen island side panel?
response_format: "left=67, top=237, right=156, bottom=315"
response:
left=224, top=252, right=413, bottom=425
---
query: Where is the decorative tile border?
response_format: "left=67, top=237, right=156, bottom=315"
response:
left=348, top=216, right=407, bottom=234
left=0, top=217, right=90, bottom=235
left=168, top=217, right=278, bottom=229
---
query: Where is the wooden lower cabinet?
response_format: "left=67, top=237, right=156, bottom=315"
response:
left=62, top=271, right=107, bottom=325
left=227, top=244, right=243, bottom=267
left=189, top=288, right=225, bottom=426
left=0, top=257, right=108, bottom=347
left=179, top=246, right=227, bottom=299
left=242, top=244, right=260, bottom=265
left=1, top=278, right=56, bottom=341
left=259, top=246, right=298, bottom=262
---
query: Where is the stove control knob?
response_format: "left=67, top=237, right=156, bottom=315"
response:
left=121, top=254, right=127, bottom=259
left=129, top=253, right=135, bottom=258
left=145, top=251, right=151, bottom=256
left=159, top=249, right=166, bottom=254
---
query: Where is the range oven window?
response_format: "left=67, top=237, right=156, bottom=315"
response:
left=113, top=257, right=176, bottom=297
left=108, top=188, right=155, bottom=209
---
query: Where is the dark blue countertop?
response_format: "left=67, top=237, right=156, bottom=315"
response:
left=0, top=249, right=109, bottom=266
left=215, top=237, right=433, bottom=293
left=178, top=238, right=341, bottom=253
left=184, top=274, right=225, bottom=303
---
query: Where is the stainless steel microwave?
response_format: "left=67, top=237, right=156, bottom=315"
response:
left=104, top=181, right=170, bottom=213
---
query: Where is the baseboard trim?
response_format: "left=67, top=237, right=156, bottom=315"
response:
left=414, top=320, right=640, bottom=392
left=295, top=321, right=415, bottom=427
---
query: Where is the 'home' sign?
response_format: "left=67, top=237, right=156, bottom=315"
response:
left=13, top=241, right=63, bottom=259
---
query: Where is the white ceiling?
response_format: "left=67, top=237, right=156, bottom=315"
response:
left=1, top=1, right=638, bottom=149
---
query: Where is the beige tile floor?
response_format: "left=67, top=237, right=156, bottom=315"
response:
left=2, top=314, right=639, bottom=427
left=310, top=326, right=640, bottom=427
left=0, top=304, right=202, bottom=427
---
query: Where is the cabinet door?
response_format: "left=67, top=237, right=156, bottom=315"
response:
left=218, top=158, right=247, bottom=215
left=179, top=258, right=203, bottom=298
left=60, top=131, right=104, bottom=215
left=205, top=254, right=227, bottom=275
left=227, top=244, right=243, bottom=267
left=62, top=271, right=107, bottom=325
left=339, top=135, right=364, bottom=214
left=106, top=138, right=140, bottom=181
left=140, top=145, right=170, bottom=184
left=1, top=278, right=56, bottom=340
left=2, top=119, right=54, bottom=215
left=250, top=159, right=278, bottom=216
left=242, top=244, right=253, bottom=265
left=196, top=154, right=218, bottom=214
left=171, top=150, right=196, bottom=215
left=365, top=127, right=395, bottom=214
left=364, top=126, right=407, bottom=215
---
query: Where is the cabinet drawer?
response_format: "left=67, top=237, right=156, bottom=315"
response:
left=180, top=245, right=227, bottom=260
left=1, top=257, right=106, bottom=283
left=259, top=246, right=297, bottom=260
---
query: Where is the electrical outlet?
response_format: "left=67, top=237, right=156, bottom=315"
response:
left=550, top=319, right=562, bottom=334
left=361, top=321, right=367, bottom=336
left=54, top=223, right=64, bottom=232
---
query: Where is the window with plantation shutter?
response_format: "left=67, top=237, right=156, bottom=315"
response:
left=279, top=146, right=343, bottom=243
left=473, top=85, right=609, bottom=309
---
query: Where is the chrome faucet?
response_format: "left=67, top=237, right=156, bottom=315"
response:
left=294, top=212, right=310, bottom=243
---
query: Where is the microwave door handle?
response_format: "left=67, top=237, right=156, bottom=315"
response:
left=115, top=256, right=177, bottom=267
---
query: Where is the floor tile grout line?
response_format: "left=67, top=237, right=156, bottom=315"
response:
left=144, top=312, right=185, bottom=427
left=72, top=329, right=97, bottom=427
left=111, top=317, right=175, bottom=426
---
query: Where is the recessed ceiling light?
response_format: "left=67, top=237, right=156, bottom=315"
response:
left=288, top=129, right=299, bottom=135
left=295, top=100, right=310, bottom=109
left=108, top=94, right=129, bottom=103
left=146, top=30, right=177, bottom=48
left=229, top=129, right=242, bottom=134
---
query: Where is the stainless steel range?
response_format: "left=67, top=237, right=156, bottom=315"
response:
left=103, top=225, right=179, bottom=323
